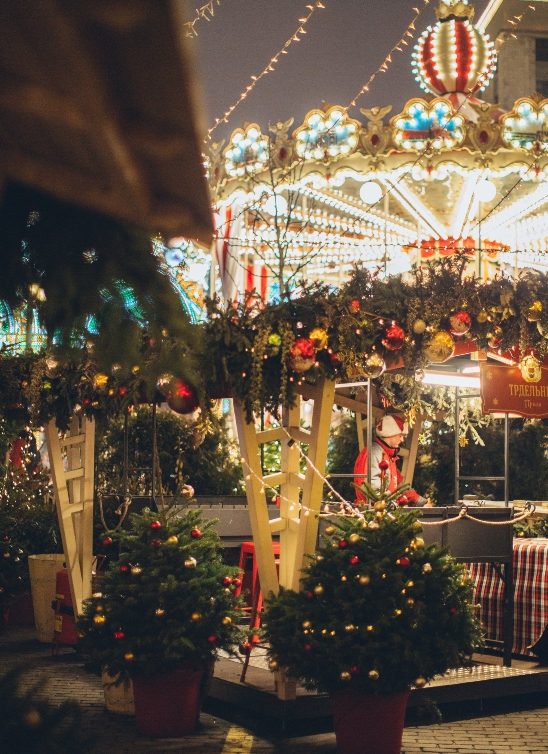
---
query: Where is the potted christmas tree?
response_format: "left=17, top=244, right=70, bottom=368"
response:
left=77, top=507, right=245, bottom=737
left=263, top=484, right=483, bottom=754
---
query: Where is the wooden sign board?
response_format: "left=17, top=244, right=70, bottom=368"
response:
left=480, top=362, right=548, bottom=418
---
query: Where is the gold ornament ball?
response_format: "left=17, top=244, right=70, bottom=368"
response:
left=124, top=652, right=135, bottom=662
left=344, top=624, right=356, bottom=633
left=476, top=309, right=489, bottom=324
left=93, top=372, right=109, bottom=391
left=309, top=327, right=328, bottom=350
left=348, top=532, right=361, bottom=544
left=362, top=352, right=386, bottom=379
left=191, top=612, right=202, bottom=621
left=412, top=318, right=427, bottom=335
left=324, top=525, right=335, bottom=536
left=131, top=566, right=142, bottom=575
left=368, top=669, right=380, bottom=680
left=302, top=620, right=312, bottom=629
left=184, top=557, right=197, bottom=568
left=414, top=676, right=427, bottom=688
left=222, top=616, right=232, bottom=625
left=527, top=300, right=543, bottom=322
left=340, top=671, right=352, bottom=682
left=424, top=331, right=454, bottom=363
left=95, top=605, right=104, bottom=613
left=358, top=574, right=370, bottom=585
left=422, top=563, right=433, bottom=573
left=155, top=608, right=166, bottom=617
left=268, top=659, right=279, bottom=671
left=93, top=614, right=106, bottom=625
left=374, top=501, right=386, bottom=512
left=313, top=584, right=324, bottom=595
left=165, top=535, right=178, bottom=545
left=413, top=537, right=425, bottom=548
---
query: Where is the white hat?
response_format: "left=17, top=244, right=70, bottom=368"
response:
left=375, top=415, right=408, bottom=438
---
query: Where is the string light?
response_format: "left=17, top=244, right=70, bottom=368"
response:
left=183, top=1, right=223, bottom=38
left=206, top=1, right=327, bottom=141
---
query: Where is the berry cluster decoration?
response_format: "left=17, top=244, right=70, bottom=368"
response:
left=263, top=490, right=483, bottom=695
left=77, top=508, right=245, bottom=678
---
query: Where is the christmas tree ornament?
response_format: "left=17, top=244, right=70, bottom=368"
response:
left=222, top=616, right=232, bottom=625
left=302, top=620, right=312, bottom=629
left=358, top=574, right=370, bottom=585
left=156, top=373, right=174, bottom=397
left=289, top=337, right=316, bottom=373
left=338, top=539, right=348, bottom=549
left=313, top=584, right=324, bottom=595
left=476, top=308, right=489, bottom=324
left=123, top=652, right=134, bottom=662
left=102, top=536, right=113, bottom=547
left=324, top=525, right=335, bottom=536
left=222, top=575, right=233, bottom=585
left=449, top=310, right=471, bottom=336
left=412, top=318, right=427, bottom=335
left=155, top=608, right=166, bottom=617
left=527, top=300, right=543, bottom=322
left=394, top=609, right=403, bottom=616
left=119, top=564, right=129, bottom=573
left=93, top=614, right=106, bottom=625
left=424, top=330, right=454, bottom=363
left=190, top=528, right=202, bottom=539
left=114, top=630, right=125, bottom=640
left=362, top=352, right=386, bottom=378
left=207, top=635, right=218, bottom=644
left=131, top=566, right=142, bottom=575
left=93, top=372, right=109, bottom=391
left=151, top=539, right=162, bottom=548
left=231, top=577, right=242, bottom=587
left=309, top=327, right=328, bottom=350
left=413, top=537, right=425, bottom=549
left=422, top=563, right=433, bottom=573
left=397, top=556, right=411, bottom=567
left=184, top=557, right=197, bottom=568
left=166, top=379, right=200, bottom=415
left=165, top=535, right=178, bottom=545
left=191, top=612, right=202, bottom=621
left=487, top=325, right=502, bottom=348
left=368, top=669, right=380, bottom=680
left=349, top=298, right=361, bottom=313
left=268, top=659, right=279, bottom=671
left=267, top=332, right=281, bottom=356
left=340, top=671, right=351, bottom=681
left=349, top=555, right=360, bottom=565
left=348, top=532, right=361, bottom=544
left=344, top=624, right=357, bottom=633
left=374, top=501, right=386, bottom=512
left=150, top=520, right=162, bottom=530
left=381, top=324, right=405, bottom=351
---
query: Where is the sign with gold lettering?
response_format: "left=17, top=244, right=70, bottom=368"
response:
left=480, top=362, right=548, bottom=418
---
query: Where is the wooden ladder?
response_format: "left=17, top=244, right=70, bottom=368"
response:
left=45, top=415, right=95, bottom=616
left=232, top=379, right=335, bottom=699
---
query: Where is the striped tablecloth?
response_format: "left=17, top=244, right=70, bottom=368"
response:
left=467, top=538, right=548, bottom=657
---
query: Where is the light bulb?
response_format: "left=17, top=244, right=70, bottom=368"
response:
left=359, top=181, right=383, bottom=205
left=475, top=179, right=496, bottom=202
left=263, top=193, right=288, bottom=216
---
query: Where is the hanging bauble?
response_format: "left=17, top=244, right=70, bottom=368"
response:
left=362, top=352, right=386, bottom=379
left=424, top=331, right=454, bottom=363
left=267, top=332, right=282, bottom=356
left=289, top=338, right=316, bottom=373
left=412, top=318, right=427, bottom=335
left=449, top=310, right=471, bottom=336
left=527, top=301, right=543, bottom=322
left=166, top=379, right=200, bottom=415
left=309, top=327, right=328, bottom=350
left=537, top=321, right=548, bottom=339
left=93, top=372, right=109, bottom=392
left=520, top=354, right=542, bottom=384
left=349, top=298, right=361, bottom=313
left=476, top=309, right=489, bottom=324
left=413, top=2, right=497, bottom=101
left=381, top=324, right=405, bottom=351
left=156, top=373, right=174, bottom=397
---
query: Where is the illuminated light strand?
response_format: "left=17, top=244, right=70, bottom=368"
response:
left=183, top=0, right=223, bottom=38
left=348, top=0, right=432, bottom=109
left=206, top=1, right=327, bottom=141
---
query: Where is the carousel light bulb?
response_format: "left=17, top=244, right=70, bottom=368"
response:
left=360, top=181, right=383, bottom=205
left=476, top=179, right=497, bottom=202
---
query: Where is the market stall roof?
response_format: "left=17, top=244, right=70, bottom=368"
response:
left=0, top=0, right=213, bottom=246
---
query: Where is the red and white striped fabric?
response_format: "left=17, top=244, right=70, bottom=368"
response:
left=245, top=258, right=268, bottom=301
left=467, top=539, right=548, bottom=656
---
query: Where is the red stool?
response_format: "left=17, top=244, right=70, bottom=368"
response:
left=236, top=541, right=280, bottom=682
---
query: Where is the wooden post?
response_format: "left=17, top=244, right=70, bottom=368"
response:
left=45, top=415, right=95, bottom=616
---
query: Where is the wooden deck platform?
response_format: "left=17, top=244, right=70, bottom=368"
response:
left=205, top=654, right=548, bottom=735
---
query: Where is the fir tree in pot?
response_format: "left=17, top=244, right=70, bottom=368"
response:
left=263, top=484, right=483, bottom=754
left=77, top=507, right=244, bottom=737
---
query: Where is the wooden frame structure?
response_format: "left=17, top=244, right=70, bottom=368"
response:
left=45, top=415, right=95, bottom=616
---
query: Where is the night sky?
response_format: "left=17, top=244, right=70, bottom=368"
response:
left=190, top=0, right=492, bottom=143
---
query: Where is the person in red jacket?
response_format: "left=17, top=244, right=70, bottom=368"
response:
left=353, top=414, right=429, bottom=506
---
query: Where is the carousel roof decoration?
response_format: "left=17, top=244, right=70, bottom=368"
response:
left=224, top=124, right=270, bottom=178
left=294, top=106, right=360, bottom=161
left=392, top=97, right=466, bottom=151
left=501, top=96, right=548, bottom=154
left=412, top=0, right=496, bottom=115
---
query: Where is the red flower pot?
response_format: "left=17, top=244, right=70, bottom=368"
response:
left=331, top=688, right=409, bottom=754
left=132, top=665, right=205, bottom=738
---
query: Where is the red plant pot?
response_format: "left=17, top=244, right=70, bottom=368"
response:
left=132, top=665, right=205, bottom=738
left=331, top=688, right=410, bottom=754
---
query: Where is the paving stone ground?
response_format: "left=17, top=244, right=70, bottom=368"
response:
left=1, top=627, right=547, bottom=754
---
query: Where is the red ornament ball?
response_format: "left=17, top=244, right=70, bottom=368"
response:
left=398, top=556, right=411, bottom=568
left=207, top=635, right=218, bottom=644
left=338, top=539, right=348, bottom=549
left=113, top=630, right=125, bottom=640
left=151, top=539, right=162, bottom=548
left=119, top=564, right=129, bottom=573
left=102, top=536, right=113, bottom=547
left=378, top=459, right=389, bottom=471
left=231, top=577, right=242, bottom=588
left=381, top=324, right=405, bottom=351
left=289, top=338, right=316, bottom=373
left=222, top=576, right=232, bottom=586
left=150, top=520, right=162, bottom=530
left=349, top=299, right=361, bottom=313
left=190, top=527, right=202, bottom=539
left=350, top=555, right=360, bottom=565
left=449, top=310, right=472, bottom=336
left=166, top=379, right=200, bottom=415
